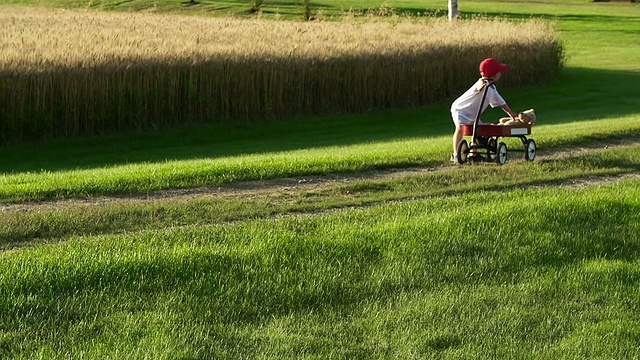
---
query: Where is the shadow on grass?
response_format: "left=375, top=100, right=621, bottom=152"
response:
left=506, top=66, right=640, bottom=124
left=1, top=66, right=639, bottom=173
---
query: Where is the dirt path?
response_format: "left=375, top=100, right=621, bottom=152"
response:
left=2, top=140, right=639, bottom=213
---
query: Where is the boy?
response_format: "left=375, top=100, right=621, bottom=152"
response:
left=450, top=58, right=518, bottom=162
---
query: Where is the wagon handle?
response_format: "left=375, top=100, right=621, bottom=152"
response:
left=471, top=78, right=493, bottom=145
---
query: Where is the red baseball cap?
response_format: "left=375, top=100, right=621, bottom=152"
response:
left=479, top=58, right=509, bottom=78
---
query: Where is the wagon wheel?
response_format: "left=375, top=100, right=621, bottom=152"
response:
left=457, top=139, right=469, bottom=164
left=497, top=142, right=508, bottom=165
left=488, top=138, right=497, bottom=161
left=524, top=139, right=537, bottom=161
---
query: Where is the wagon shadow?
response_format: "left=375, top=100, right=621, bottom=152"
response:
left=1, top=67, right=639, bottom=173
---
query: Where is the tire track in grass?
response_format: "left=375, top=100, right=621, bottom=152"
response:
left=1, top=141, right=639, bottom=251
left=2, top=139, right=639, bottom=213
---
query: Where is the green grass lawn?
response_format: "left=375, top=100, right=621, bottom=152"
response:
left=2, top=179, right=640, bottom=358
left=1, top=0, right=640, bottom=358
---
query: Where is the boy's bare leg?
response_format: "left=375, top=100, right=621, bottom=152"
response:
left=453, top=125, right=463, bottom=157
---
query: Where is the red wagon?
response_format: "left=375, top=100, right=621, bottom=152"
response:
left=456, top=123, right=536, bottom=165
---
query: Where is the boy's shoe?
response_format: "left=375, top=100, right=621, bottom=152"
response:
left=450, top=154, right=458, bottom=164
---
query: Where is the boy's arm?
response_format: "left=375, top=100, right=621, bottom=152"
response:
left=501, top=104, right=518, bottom=119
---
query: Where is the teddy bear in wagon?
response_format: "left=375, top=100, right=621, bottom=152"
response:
left=499, top=108, right=536, bottom=125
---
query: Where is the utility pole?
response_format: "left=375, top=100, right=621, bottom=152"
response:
left=448, top=0, right=458, bottom=21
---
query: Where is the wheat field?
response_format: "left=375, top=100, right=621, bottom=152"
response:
left=0, top=6, right=563, bottom=143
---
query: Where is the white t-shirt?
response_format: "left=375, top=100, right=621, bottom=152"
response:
left=450, top=79, right=506, bottom=125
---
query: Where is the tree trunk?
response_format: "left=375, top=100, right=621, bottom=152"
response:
left=448, top=0, right=458, bottom=21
